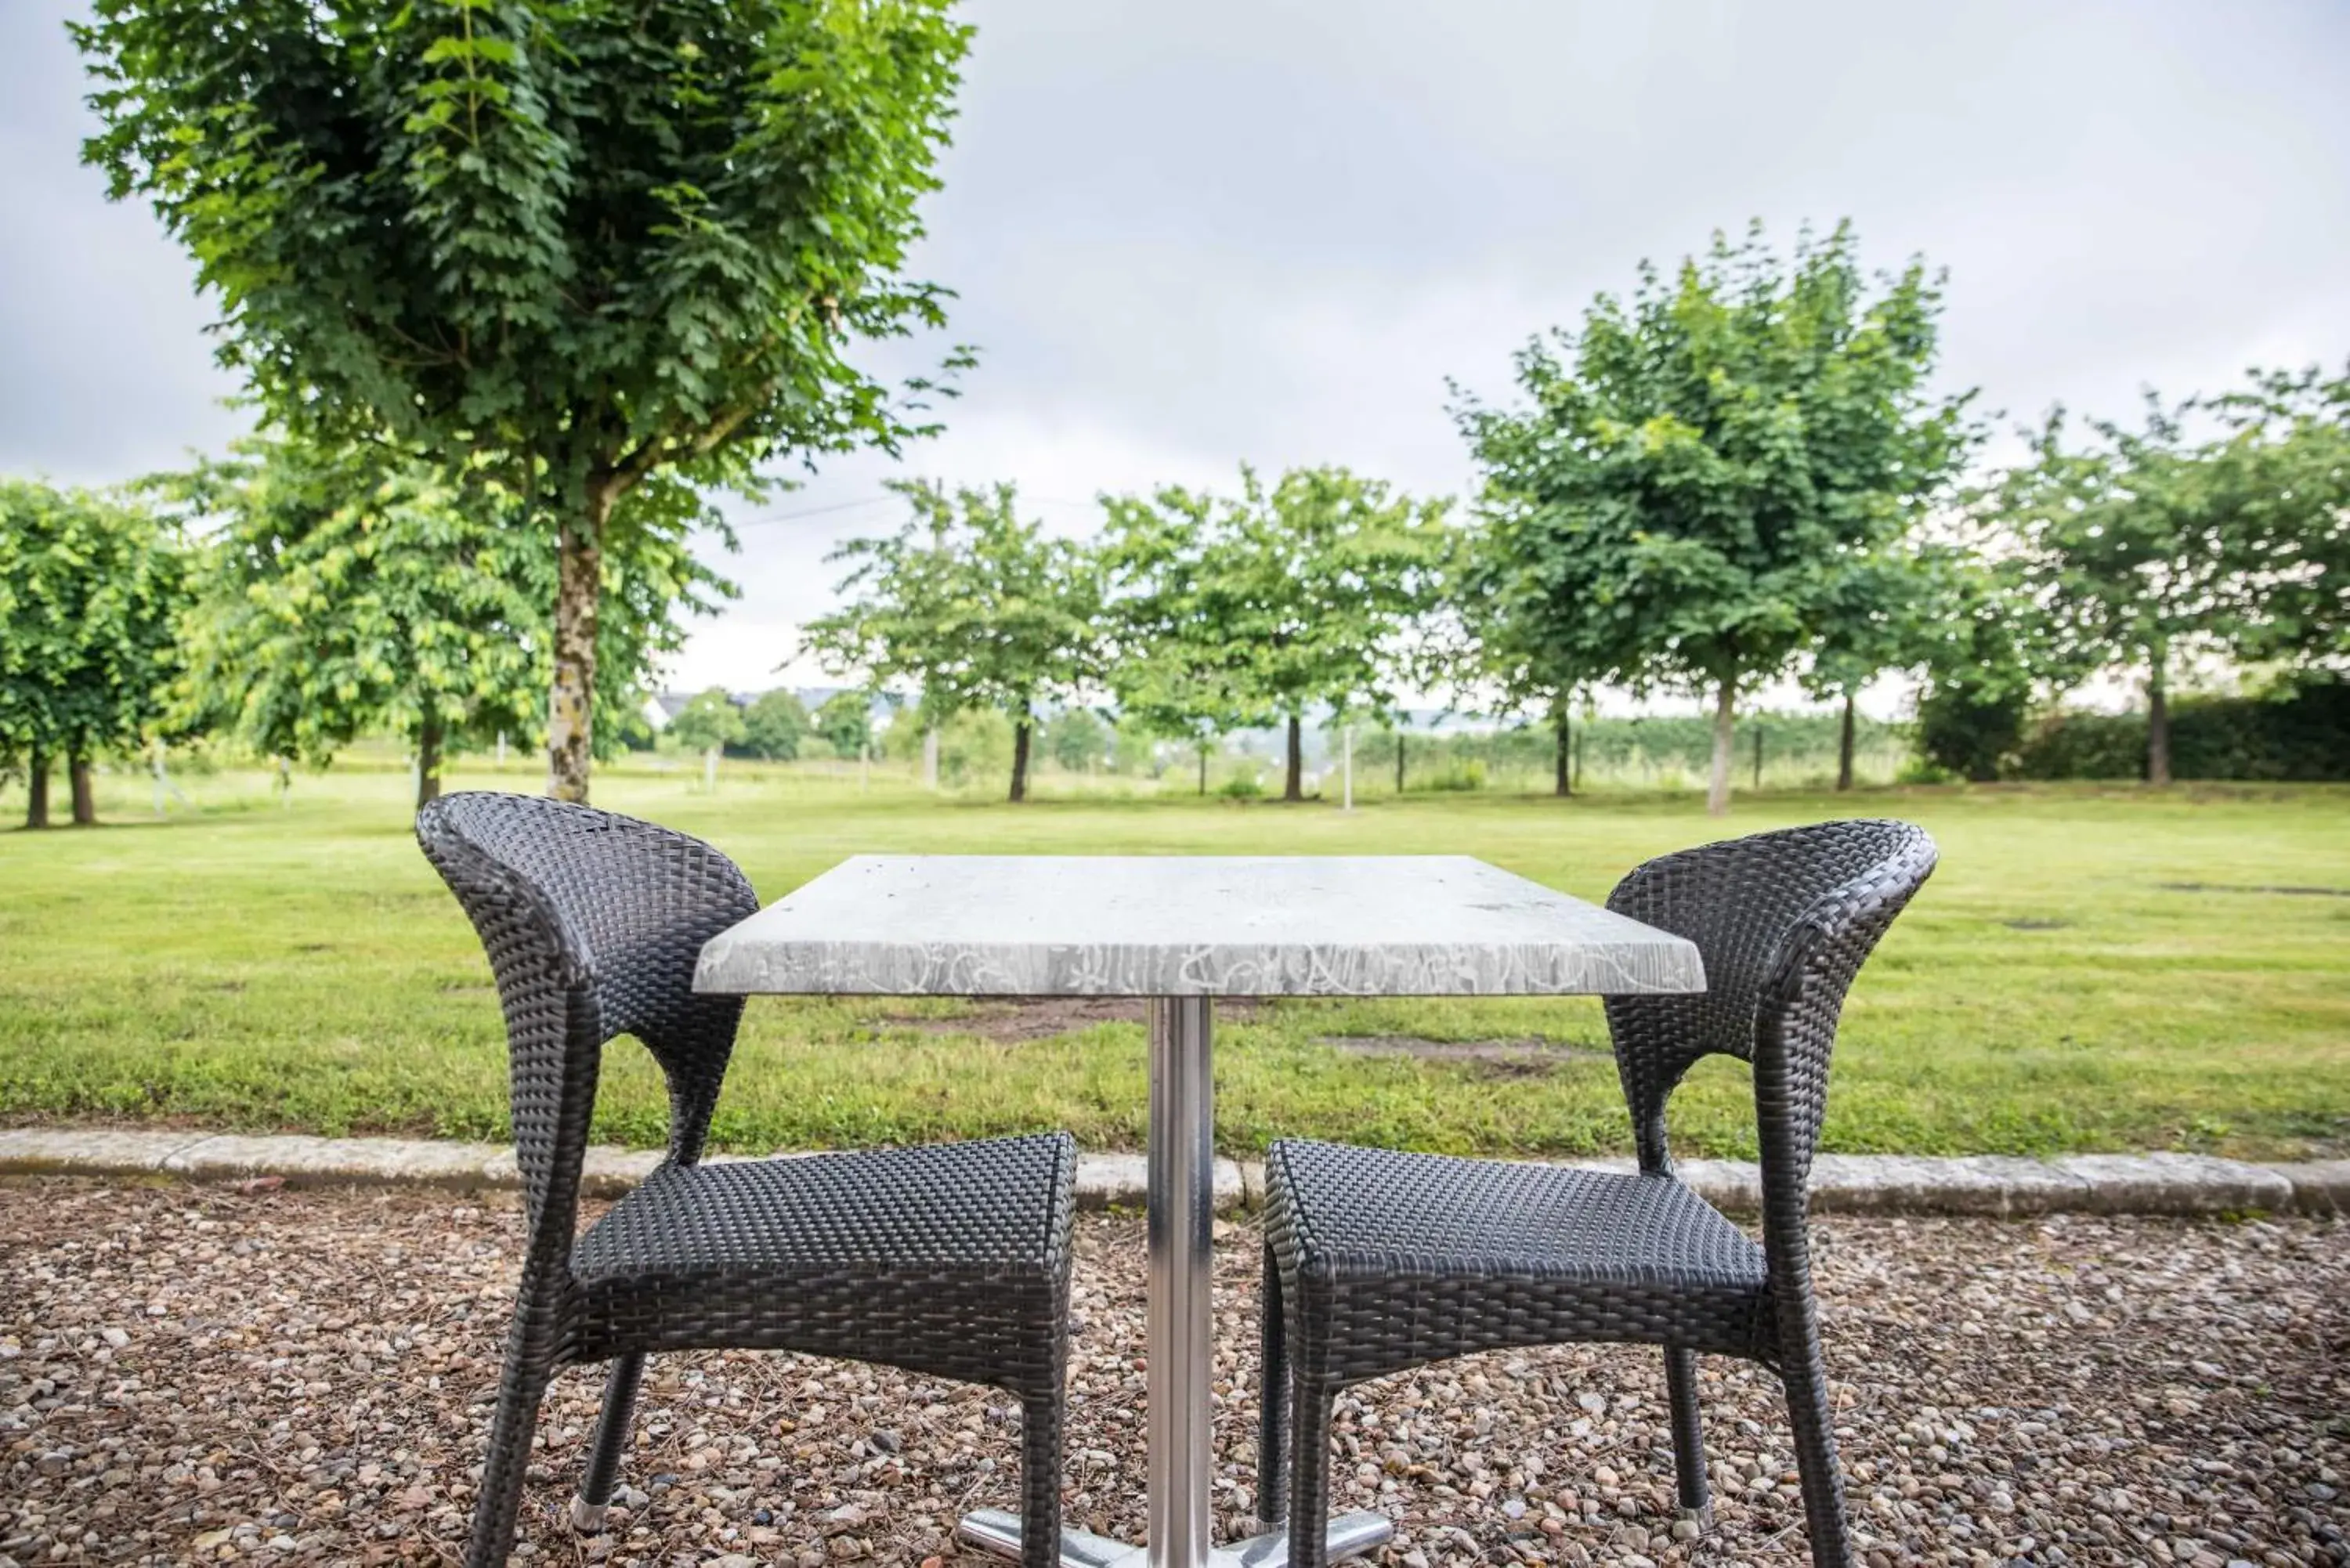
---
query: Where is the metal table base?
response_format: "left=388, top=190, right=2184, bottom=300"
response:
left=958, top=997, right=1392, bottom=1568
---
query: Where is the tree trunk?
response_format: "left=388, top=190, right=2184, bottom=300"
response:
left=1835, top=693, right=1856, bottom=792
left=24, top=748, right=49, bottom=829
left=416, top=716, right=444, bottom=812
left=1198, top=746, right=1208, bottom=795
left=1284, top=714, right=1304, bottom=802
left=1553, top=698, right=1571, bottom=798
left=545, top=500, right=607, bottom=804
left=1395, top=732, right=1406, bottom=794
left=1010, top=710, right=1032, bottom=803
left=69, top=755, right=96, bottom=826
left=2146, top=650, right=2171, bottom=787
left=1706, top=677, right=1736, bottom=818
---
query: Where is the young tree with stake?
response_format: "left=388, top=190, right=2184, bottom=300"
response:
left=1103, top=467, right=1448, bottom=802
left=802, top=482, right=1100, bottom=802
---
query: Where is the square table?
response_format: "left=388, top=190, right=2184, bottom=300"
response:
left=695, top=855, right=1705, bottom=1568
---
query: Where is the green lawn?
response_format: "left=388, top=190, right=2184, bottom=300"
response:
left=2, top=762, right=2345, bottom=1161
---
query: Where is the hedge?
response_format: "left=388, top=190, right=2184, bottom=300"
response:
left=2012, top=681, right=2350, bottom=781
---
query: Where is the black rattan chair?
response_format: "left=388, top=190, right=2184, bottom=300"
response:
left=417, top=793, right=1076, bottom=1568
left=1257, top=819, right=1937, bottom=1568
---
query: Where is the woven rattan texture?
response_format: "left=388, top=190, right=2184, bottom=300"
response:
left=1260, top=820, right=1937, bottom=1568
left=416, top=793, right=1076, bottom=1568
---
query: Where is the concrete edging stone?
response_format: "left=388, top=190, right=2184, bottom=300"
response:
left=0, top=1127, right=2335, bottom=1217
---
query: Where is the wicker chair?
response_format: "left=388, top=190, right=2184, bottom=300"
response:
left=1258, top=819, right=1937, bottom=1568
left=417, top=793, right=1077, bottom=1568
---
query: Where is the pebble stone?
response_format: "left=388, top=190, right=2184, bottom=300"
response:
left=0, top=1179, right=2342, bottom=1566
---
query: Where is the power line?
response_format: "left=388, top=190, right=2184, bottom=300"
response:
left=734, top=495, right=898, bottom=527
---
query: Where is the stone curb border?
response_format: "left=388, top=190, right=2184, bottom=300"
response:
left=0, top=1128, right=2342, bottom=1218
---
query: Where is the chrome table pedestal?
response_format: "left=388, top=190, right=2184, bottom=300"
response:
left=958, top=998, right=1393, bottom=1568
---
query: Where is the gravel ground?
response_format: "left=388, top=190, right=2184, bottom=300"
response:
left=2, top=1177, right=2344, bottom=1568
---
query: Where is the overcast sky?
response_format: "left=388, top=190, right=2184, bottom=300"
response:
left=5, top=0, right=2347, bottom=707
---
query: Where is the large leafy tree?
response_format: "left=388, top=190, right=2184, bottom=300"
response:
left=802, top=482, right=1100, bottom=801
left=1457, top=222, right=1976, bottom=814
left=1102, top=466, right=1448, bottom=801
left=0, top=480, right=186, bottom=828
left=171, top=435, right=732, bottom=809
left=76, top=0, right=971, bottom=802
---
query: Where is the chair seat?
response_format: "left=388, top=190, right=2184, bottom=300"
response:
left=567, top=1132, right=1076, bottom=1392
left=1264, top=1139, right=1772, bottom=1373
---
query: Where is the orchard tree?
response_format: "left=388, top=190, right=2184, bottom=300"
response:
left=813, top=689, right=873, bottom=760
left=1993, top=399, right=2240, bottom=786
left=668, top=687, right=746, bottom=787
left=1044, top=707, right=1109, bottom=772
left=171, top=435, right=731, bottom=810
left=1103, top=466, right=1448, bottom=801
left=0, top=479, right=185, bottom=827
left=1801, top=544, right=1950, bottom=790
left=1099, top=488, right=1265, bottom=794
left=1441, top=516, right=1600, bottom=797
left=1909, top=557, right=2067, bottom=782
left=739, top=688, right=809, bottom=761
left=78, top=0, right=971, bottom=803
left=802, top=482, right=1100, bottom=801
left=1457, top=222, right=1976, bottom=815
left=2202, top=364, right=2350, bottom=677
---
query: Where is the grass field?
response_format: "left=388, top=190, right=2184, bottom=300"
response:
left=2, top=761, right=2345, bottom=1161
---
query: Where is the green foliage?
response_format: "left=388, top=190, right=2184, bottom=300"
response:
left=1101, top=466, right=1448, bottom=798
left=74, top=0, right=971, bottom=793
left=2203, top=365, right=2350, bottom=674
left=736, top=688, right=808, bottom=761
left=1457, top=221, right=1977, bottom=809
left=169, top=439, right=540, bottom=771
left=813, top=690, right=873, bottom=759
left=1043, top=707, right=1110, bottom=771
left=165, top=435, right=732, bottom=782
left=803, top=482, right=1101, bottom=798
left=2012, top=683, right=2350, bottom=782
left=1990, top=398, right=2225, bottom=772
left=668, top=688, right=747, bottom=757
left=0, top=479, right=186, bottom=788
left=1915, top=684, right=2029, bottom=784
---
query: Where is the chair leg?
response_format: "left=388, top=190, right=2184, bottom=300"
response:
left=1780, top=1349, right=1853, bottom=1568
left=1257, top=1251, right=1290, bottom=1523
left=465, top=1355, right=555, bottom=1568
left=571, top=1353, right=646, bottom=1532
left=1663, top=1345, right=1709, bottom=1519
left=1285, top=1376, right=1337, bottom=1568
left=1020, top=1392, right=1064, bottom=1568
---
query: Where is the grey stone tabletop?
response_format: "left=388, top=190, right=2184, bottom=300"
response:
left=692, top=854, right=1705, bottom=998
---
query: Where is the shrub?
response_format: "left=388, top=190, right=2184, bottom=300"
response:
left=2010, top=681, right=2350, bottom=782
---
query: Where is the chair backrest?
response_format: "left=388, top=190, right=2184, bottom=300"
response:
left=1603, top=820, right=1936, bottom=1187
left=416, top=793, right=758, bottom=1260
